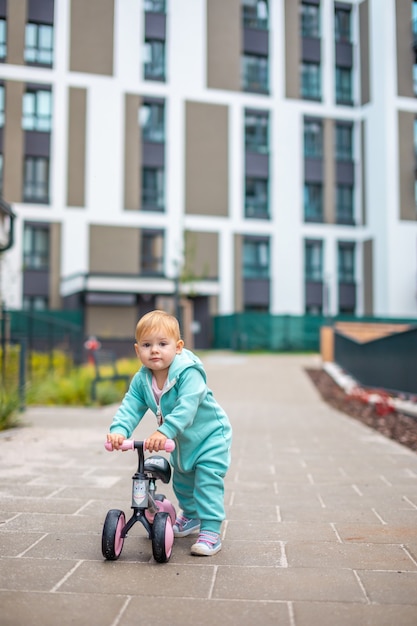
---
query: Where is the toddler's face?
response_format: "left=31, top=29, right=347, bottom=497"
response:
left=135, top=331, right=183, bottom=373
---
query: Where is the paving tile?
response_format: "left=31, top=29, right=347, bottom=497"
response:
left=172, top=539, right=286, bottom=567
left=212, top=566, right=366, bottom=602
left=358, top=570, right=417, bottom=605
left=279, top=504, right=381, bottom=524
left=286, top=540, right=417, bottom=571
left=0, top=496, right=86, bottom=514
left=1, top=512, right=102, bottom=534
left=125, top=597, right=291, bottom=626
left=293, top=601, right=417, bottom=626
left=59, top=561, right=216, bottom=597
left=336, top=523, right=417, bottom=544
left=0, top=590, right=124, bottom=626
left=0, top=531, right=45, bottom=557
left=224, top=503, right=279, bottom=522
left=15, top=532, right=110, bottom=561
left=0, top=557, right=80, bottom=591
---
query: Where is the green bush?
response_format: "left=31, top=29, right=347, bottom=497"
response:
left=26, top=359, right=136, bottom=407
left=1, top=346, right=137, bottom=410
left=0, top=387, right=21, bottom=431
left=27, top=370, right=92, bottom=406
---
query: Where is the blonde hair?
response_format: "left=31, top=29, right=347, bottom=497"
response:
left=135, top=310, right=182, bottom=342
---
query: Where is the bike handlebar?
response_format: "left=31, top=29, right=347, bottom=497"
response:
left=104, top=439, right=175, bottom=453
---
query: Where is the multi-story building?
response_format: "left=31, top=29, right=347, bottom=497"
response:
left=0, top=0, right=416, bottom=350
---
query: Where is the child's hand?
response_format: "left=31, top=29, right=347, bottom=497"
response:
left=106, top=433, right=126, bottom=450
left=146, top=431, right=167, bottom=453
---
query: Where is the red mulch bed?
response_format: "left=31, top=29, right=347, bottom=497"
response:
left=306, top=368, right=417, bottom=453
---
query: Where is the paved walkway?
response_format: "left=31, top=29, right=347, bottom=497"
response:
left=0, top=353, right=417, bottom=626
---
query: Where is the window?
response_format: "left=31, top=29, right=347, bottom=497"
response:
left=242, top=0, right=268, bottom=30
left=139, top=101, right=165, bottom=142
left=245, top=110, right=269, bottom=153
left=335, top=123, right=353, bottom=161
left=335, top=67, right=353, bottom=105
left=0, top=84, right=4, bottom=127
left=23, top=156, right=49, bottom=203
left=0, top=18, right=6, bottom=60
left=243, top=237, right=269, bottom=278
left=305, top=240, right=323, bottom=282
left=304, top=183, right=323, bottom=222
left=144, top=0, right=165, bottom=12
left=338, top=243, right=355, bottom=283
left=304, top=119, right=322, bottom=158
left=301, top=62, right=321, bottom=100
left=242, top=54, right=269, bottom=93
left=335, top=7, right=351, bottom=42
left=336, top=185, right=354, bottom=224
left=301, top=2, right=320, bottom=38
left=141, top=230, right=164, bottom=275
left=143, top=40, right=165, bottom=81
left=142, top=167, right=164, bottom=210
left=245, top=177, right=269, bottom=218
left=23, top=295, right=48, bottom=311
left=22, top=89, right=52, bottom=132
left=23, top=224, right=49, bottom=269
left=25, top=23, right=54, bottom=65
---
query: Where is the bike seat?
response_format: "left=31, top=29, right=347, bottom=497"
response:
left=144, top=455, right=171, bottom=483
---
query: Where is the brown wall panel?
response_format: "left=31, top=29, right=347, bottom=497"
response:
left=206, top=0, right=240, bottom=91
left=185, top=101, right=228, bottom=216
left=85, top=306, right=138, bottom=338
left=184, top=231, right=218, bottom=280
left=89, top=224, right=140, bottom=273
left=70, top=0, right=114, bottom=75
left=398, top=110, right=417, bottom=221
left=67, top=87, right=86, bottom=207
left=284, top=0, right=299, bottom=99
left=3, top=81, right=24, bottom=202
left=396, top=0, right=414, bottom=98
left=124, top=94, right=141, bottom=211
left=323, top=119, right=335, bottom=224
left=359, top=0, right=371, bottom=104
left=7, top=0, right=26, bottom=66
left=363, top=239, right=373, bottom=315
left=234, top=234, right=243, bottom=312
left=49, top=222, right=62, bottom=308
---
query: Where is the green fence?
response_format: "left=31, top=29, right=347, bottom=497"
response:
left=212, top=313, right=417, bottom=352
left=1, top=309, right=84, bottom=398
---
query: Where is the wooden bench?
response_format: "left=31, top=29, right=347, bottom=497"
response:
left=91, top=350, right=130, bottom=402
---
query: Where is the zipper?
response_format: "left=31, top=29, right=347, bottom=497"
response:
left=158, top=376, right=183, bottom=471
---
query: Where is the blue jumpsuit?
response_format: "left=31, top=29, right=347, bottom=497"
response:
left=109, top=349, right=232, bottom=534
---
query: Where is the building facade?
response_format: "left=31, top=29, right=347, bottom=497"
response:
left=0, top=0, right=416, bottom=349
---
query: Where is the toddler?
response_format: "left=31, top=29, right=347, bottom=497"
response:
left=106, top=310, right=232, bottom=556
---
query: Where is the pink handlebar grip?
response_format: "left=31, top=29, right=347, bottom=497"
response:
left=105, top=439, right=175, bottom=452
left=162, top=439, right=175, bottom=453
left=104, top=440, right=134, bottom=451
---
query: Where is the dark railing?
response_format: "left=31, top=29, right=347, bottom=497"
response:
left=0, top=308, right=84, bottom=408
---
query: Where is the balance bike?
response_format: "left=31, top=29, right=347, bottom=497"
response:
left=102, top=439, right=176, bottom=563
